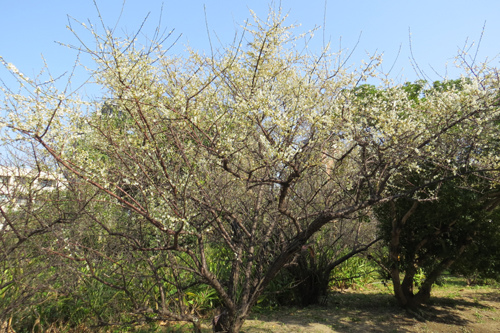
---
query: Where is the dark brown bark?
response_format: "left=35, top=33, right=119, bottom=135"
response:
left=213, top=308, right=244, bottom=333
left=389, top=198, right=471, bottom=309
left=389, top=201, right=419, bottom=307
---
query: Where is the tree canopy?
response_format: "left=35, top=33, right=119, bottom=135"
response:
left=375, top=171, right=500, bottom=308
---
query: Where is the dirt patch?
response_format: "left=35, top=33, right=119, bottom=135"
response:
left=240, top=284, right=500, bottom=333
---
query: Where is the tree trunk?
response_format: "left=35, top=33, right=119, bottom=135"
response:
left=413, top=247, right=468, bottom=306
left=213, top=308, right=244, bottom=333
left=389, top=201, right=418, bottom=307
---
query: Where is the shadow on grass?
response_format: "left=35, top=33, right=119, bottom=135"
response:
left=416, top=296, right=488, bottom=326
left=473, top=291, right=500, bottom=303
left=156, top=288, right=500, bottom=332
left=242, top=289, right=500, bottom=333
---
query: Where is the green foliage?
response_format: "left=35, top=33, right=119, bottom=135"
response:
left=431, top=78, right=471, bottom=93
left=260, top=251, right=378, bottom=307
left=376, top=171, right=500, bottom=306
left=184, top=285, right=220, bottom=314
left=257, top=267, right=301, bottom=308
left=451, top=199, right=500, bottom=283
left=330, top=256, right=377, bottom=290
left=401, top=80, right=426, bottom=102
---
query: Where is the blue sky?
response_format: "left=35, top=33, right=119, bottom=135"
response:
left=1, top=0, right=499, bottom=96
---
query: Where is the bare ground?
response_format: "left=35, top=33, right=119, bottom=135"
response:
left=141, top=281, right=500, bottom=333
left=240, top=283, right=500, bottom=333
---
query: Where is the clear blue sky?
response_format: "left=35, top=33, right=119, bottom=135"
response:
left=1, top=0, right=499, bottom=96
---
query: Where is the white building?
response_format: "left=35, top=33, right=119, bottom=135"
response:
left=0, top=166, right=64, bottom=209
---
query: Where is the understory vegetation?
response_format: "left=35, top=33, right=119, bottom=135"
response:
left=3, top=254, right=499, bottom=333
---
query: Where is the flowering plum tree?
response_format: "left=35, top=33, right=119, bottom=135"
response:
left=1, top=11, right=500, bottom=332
